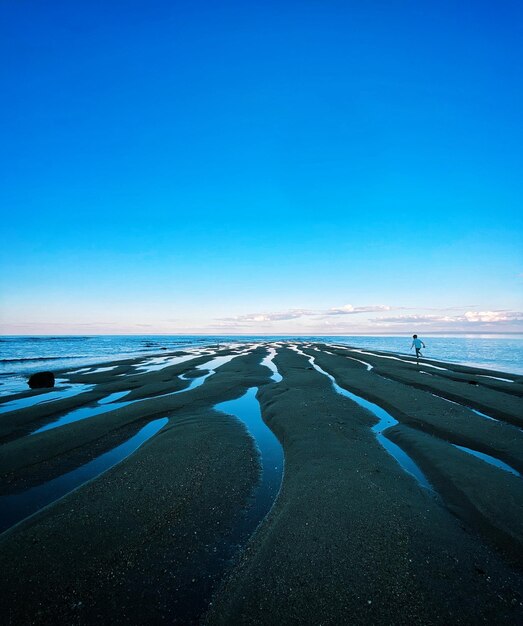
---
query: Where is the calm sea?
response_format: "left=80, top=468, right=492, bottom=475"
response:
left=1, top=335, right=521, bottom=396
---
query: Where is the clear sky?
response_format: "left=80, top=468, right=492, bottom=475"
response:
left=1, top=1, right=522, bottom=335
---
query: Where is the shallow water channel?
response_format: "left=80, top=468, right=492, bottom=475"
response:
left=135, top=353, right=201, bottom=373
left=292, top=346, right=433, bottom=492
left=351, top=349, right=449, bottom=371
left=88, top=365, right=119, bottom=374
left=260, top=348, right=283, bottom=382
left=0, top=381, right=95, bottom=415
left=175, top=354, right=242, bottom=392
left=429, top=392, right=502, bottom=425
left=30, top=353, right=245, bottom=435
left=216, top=387, right=284, bottom=526
left=31, top=391, right=135, bottom=435
left=317, top=347, right=374, bottom=372
left=170, top=387, right=285, bottom=623
left=452, top=444, right=521, bottom=478
left=318, top=350, right=521, bottom=479
left=150, top=386, right=284, bottom=624
left=0, top=418, right=168, bottom=534
left=2, top=352, right=257, bottom=534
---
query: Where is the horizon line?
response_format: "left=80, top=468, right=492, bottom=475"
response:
left=2, top=332, right=523, bottom=338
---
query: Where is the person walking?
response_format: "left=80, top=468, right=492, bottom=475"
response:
left=411, top=334, right=426, bottom=360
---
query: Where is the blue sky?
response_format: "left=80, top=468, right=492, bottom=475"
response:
left=1, top=1, right=522, bottom=335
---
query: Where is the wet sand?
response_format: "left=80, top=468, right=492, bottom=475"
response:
left=0, top=343, right=522, bottom=624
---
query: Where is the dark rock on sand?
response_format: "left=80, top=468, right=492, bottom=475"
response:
left=28, top=371, right=55, bottom=389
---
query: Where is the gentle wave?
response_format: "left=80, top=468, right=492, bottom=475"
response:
left=0, top=337, right=91, bottom=342
left=0, top=356, right=87, bottom=363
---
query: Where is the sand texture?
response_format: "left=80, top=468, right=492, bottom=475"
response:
left=0, top=343, right=522, bottom=624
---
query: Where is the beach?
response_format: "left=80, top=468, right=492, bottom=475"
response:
left=0, top=342, right=522, bottom=624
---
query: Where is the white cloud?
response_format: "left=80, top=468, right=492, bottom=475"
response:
left=331, top=304, right=355, bottom=313
left=222, top=309, right=314, bottom=323
left=372, top=314, right=451, bottom=324
left=219, top=304, right=393, bottom=324
left=327, top=304, right=391, bottom=316
left=209, top=304, right=523, bottom=334
left=370, top=310, right=523, bottom=330
left=463, top=310, right=523, bottom=323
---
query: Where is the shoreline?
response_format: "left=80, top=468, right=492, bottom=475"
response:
left=2, top=335, right=523, bottom=386
left=0, top=342, right=522, bottom=623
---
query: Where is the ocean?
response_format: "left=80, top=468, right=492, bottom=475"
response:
left=1, top=334, right=522, bottom=396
